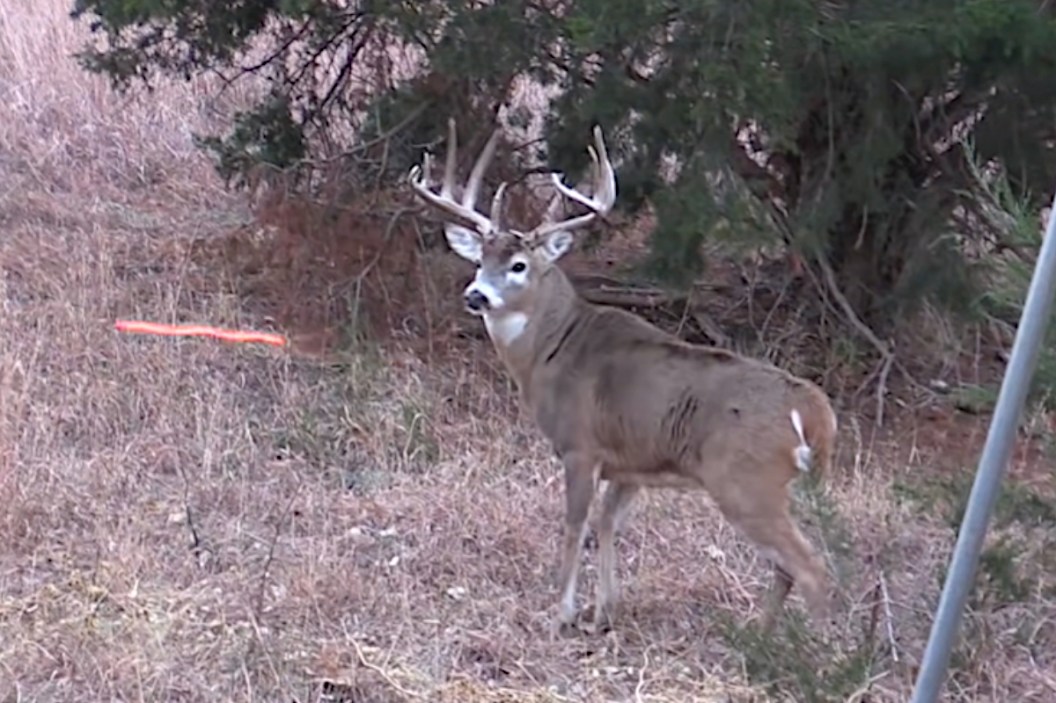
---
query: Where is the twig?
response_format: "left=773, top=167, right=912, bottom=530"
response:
left=307, top=20, right=372, bottom=119
left=814, top=253, right=891, bottom=364
left=811, top=253, right=897, bottom=429
left=215, top=17, right=315, bottom=89
left=184, top=503, right=203, bottom=555
left=875, top=352, right=895, bottom=429
left=634, top=645, right=653, bottom=702
left=879, top=570, right=900, bottom=663
left=304, top=101, right=430, bottom=168
left=578, top=285, right=731, bottom=342
left=252, top=484, right=301, bottom=617
left=752, top=194, right=922, bottom=426
left=692, top=309, right=732, bottom=347
left=758, top=273, right=793, bottom=347
left=580, top=287, right=680, bottom=308
left=845, top=672, right=890, bottom=703
left=864, top=579, right=882, bottom=651
left=349, top=637, right=424, bottom=699
left=175, top=462, right=210, bottom=569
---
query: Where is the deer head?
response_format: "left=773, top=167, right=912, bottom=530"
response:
left=408, top=119, right=617, bottom=319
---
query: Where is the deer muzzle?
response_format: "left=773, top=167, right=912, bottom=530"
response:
left=465, top=289, right=491, bottom=313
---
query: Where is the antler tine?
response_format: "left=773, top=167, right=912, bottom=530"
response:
left=407, top=119, right=497, bottom=237
left=490, top=181, right=509, bottom=233
left=590, top=124, right=617, bottom=207
left=440, top=117, right=458, bottom=199
left=463, top=128, right=500, bottom=212
left=526, top=124, right=617, bottom=243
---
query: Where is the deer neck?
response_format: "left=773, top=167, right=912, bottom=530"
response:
left=483, top=265, right=583, bottom=395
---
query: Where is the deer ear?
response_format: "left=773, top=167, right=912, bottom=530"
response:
left=444, top=224, right=483, bottom=263
left=538, top=229, right=574, bottom=263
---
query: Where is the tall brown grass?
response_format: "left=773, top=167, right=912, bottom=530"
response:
left=1, top=2, right=1055, bottom=701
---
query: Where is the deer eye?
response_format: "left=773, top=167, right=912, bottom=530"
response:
left=510, top=261, right=527, bottom=274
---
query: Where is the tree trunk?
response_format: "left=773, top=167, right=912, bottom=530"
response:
left=827, top=205, right=906, bottom=331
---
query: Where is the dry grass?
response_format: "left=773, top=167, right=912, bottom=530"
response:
left=3, top=2, right=1056, bottom=701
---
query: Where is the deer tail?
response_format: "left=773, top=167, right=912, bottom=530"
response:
left=789, top=398, right=837, bottom=479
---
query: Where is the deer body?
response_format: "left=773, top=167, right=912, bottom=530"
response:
left=409, top=120, right=837, bottom=635
left=489, top=265, right=833, bottom=480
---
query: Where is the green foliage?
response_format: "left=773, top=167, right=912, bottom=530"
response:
left=194, top=94, right=307, bottom=186
left=962, top=139, right=1056, bottom=411
left=793, top=473, right=856, bottom=589
left=894, top=472, right=1056, bottom=606
left=397, top=400, right=440, bottom=468
left=951, top=383, right=999, bottom=415
left=718, top=610, right=877, bottom=703
left=71, top=0, right=281, bottom=85
left=893, top=472, right=1056, bottom=691
left=72, top=0, right=1056, bottom=327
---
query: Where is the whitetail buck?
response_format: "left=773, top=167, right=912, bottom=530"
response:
left=408, top=119, right=839, bottom=635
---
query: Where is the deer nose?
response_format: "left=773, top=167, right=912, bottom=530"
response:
left=465, top=289, right=490, bottom=312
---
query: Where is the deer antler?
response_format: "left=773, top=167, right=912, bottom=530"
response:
left=408, top=118, right=501, bottom=239
left=409, top=120, right=617, bottom=246
left=524, top=125, right=617, bottom=245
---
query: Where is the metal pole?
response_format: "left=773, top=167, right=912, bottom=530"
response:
left=910, top=189, right=1056, bottom=703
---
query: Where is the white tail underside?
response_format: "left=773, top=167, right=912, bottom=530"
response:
left=790, top=409, right=812, bottom=472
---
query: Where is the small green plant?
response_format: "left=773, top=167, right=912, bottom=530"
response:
left=792, top=474, right=856, bottom=590
left=269, top=407, right=326, bottom=463
left=951, top=383, right=999, bottom=415
left=895, top=471, right=1051, bottom=699
left=899, top=472, right=1056, bottom=532
left=717, top=611, right=877, bottom=703
left=397, top=400, right=439, bottom=469
left=895, top=472, right=1056, bottom=609
left=976, top=535, right=1032, bottom=606
left=340, top=283, right=377, bottom=356
left=829, top=335, right=865, bottom=371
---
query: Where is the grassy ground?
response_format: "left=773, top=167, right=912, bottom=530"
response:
left=3, top=2, right=1056, bottom=701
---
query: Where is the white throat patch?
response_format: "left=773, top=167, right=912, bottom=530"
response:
left=483, top=312, right=528, bottom=347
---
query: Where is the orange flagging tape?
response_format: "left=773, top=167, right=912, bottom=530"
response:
left=114, top=320, right=287, bottom=347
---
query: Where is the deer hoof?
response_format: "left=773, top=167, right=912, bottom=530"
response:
left=549, top=602, right=583, bottom=640
left=549, top=616, right=579, bottom=640
left=588, top=603, right=615, bottom=635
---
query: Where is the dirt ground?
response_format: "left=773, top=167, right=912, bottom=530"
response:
left=3, top=3, right=1056, bottom=702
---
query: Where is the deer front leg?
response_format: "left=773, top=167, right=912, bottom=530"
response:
left=593, top=481, right=639, bottom=631
left=552, top=453, right=598, bottom=636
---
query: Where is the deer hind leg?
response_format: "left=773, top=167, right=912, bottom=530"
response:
left=738, top=513, right=830, bottom=632
left=760, top=564, right=794, bottom=633
left=553, top=453, right=598, bottom=635
left=593, top=481, right=640, bottom=630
